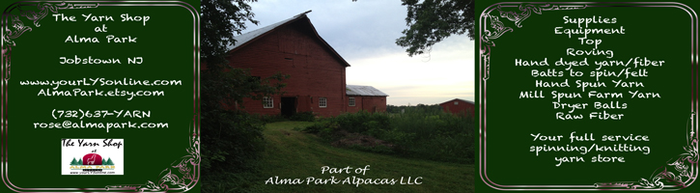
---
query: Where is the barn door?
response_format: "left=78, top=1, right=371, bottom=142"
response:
left=281, top=97, right=297, bottom=117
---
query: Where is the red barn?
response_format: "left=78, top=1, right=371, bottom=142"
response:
left=439, top=98, right=474, bottom=116
left=346, top=85, right=388, bottom=113
left=220, top=10, right=386, bottom=117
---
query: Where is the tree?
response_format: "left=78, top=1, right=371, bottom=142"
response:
left=201, top=0, right=286, bottom=107
left=105, top=158, right=114, bottom=165
left=397, top=0, right=474, bottom=56
left=78, top=158, right=82, bottom=165
left=202, top=0, right=258, bottom=66
left=354, top=0, right=475, bottom=57
left=201, top=0, right=288, bottom=192
left=70, top=158, right=79, bottom=165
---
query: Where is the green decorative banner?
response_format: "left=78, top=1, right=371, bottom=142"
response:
left=1, top=1, right=199, bottom=192
left=477, top=0, right=698, bottom=192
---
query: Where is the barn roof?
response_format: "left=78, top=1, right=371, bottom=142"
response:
left=439, top=98, right=474, bottom=105
left=228, top=10, right=350, bottom=67
left=346, top=85, right=388, bottom=96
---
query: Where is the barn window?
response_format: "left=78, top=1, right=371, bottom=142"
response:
left=319, top=97, right=327, bottom=108
left=263, top=97, right=274, bottom=108
left=349, top=97, right=355, bottom=106
left=454, top=101, right=459, bottom=105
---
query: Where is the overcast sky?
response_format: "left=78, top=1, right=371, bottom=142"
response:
left=240, top=0, right=474, bottom=106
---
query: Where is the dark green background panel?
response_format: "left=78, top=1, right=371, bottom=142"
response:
left=1, top=1, right=200, bottom=192
left=478, top=1, right=697, bottom=192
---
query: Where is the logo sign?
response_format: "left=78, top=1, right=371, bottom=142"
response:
left=61, top=138, right=124, bottom=175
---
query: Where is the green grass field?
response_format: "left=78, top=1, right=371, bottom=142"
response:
left=249, top=121, right=474, bottom=193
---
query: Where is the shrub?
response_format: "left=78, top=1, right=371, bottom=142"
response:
left=389, top=109, right=474, bottom=163
left=317, top=122, right=343, bottom=142
left=202, top=110, right=267, bottom=193
left=253, top=113, right=286, bottom=123
left=301, top=120, right=332, bottom=134
left=333, top=111, right=391, bottom=136
left=300, top=110, right=474, bottom=164
left=289, top=111, right=316, bottom=122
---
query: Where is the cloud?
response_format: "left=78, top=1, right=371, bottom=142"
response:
left=244, top=0, right=408, bottom=59
left=242, top=0, right=475, bottom=106
left=346, top=48, right=473, bottom=106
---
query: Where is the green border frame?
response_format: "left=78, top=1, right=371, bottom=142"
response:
left=0, top=1, right=200, bottom=192
left=478, top=2, right=698, bottom=191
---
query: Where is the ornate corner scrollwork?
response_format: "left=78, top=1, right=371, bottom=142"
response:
left=481, top=14, right=511, bottom=48
left=596, top=114, right=699, bottom=189
left=498, top=4, right=542, bottom=28
left=106, top=125, right=200, bottom=192
left=4, top=3, right=57, bottom=46
left=479, top=3, right=585, bottom=80
left=3, top=15, right=31, bottom=47
left=2, top=2, right=99, bottom=81
left=2, top=2, right=99, bottom=46
left=481, top=3, right=585, bottom=47
left=21, top=3, right=58, bottom=28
